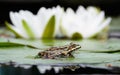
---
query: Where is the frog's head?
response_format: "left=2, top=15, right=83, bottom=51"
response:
left=69, top=42, right=81, bottom=51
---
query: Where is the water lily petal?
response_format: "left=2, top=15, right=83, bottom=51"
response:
left=37, top=6, right=63, bottom=37
left=22, top=20, right=35, bottom=39
left=94, top=11, right=105, bottom=27
left=76, top=6, right=86, bottom=16
left=42, top=15, right=55, bottom=39
left=19, top=10, right=42, bottom=38
left=97, top=17, right=112, bottom=32
left=10, top=12, right=24, bottom=32
left=85, top=17, right=112, bottom=38
left=37, top=7, right=53, bottom=27
left=37, top=7, right=55, bottom=38
left=87, top=6, right=99, bottom=15
left=53, top=6, right=64, bottom=37
left=5, top=21, right=28, bottom=38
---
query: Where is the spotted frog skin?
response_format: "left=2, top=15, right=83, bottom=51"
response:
left=37, top=43, right=81, bottom=59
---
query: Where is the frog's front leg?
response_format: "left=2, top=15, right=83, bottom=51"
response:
left=68, top=53, right=74, bottom=58
left=61, top=51, right=69, bottom=55
left=61, top=52, right=74, bottom=58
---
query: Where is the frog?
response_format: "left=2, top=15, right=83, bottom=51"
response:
left=35, top=42, right=81, bottom=59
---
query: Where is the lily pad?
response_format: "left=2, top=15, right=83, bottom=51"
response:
left=0, top=38, right=120, bottom=68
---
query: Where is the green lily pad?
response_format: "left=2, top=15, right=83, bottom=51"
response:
left=0, top=38, right=120, bottom=67
left=0, top=47, right=120, bottom=67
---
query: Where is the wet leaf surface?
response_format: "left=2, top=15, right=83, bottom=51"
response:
left=0, top=38, right=120, bottom=68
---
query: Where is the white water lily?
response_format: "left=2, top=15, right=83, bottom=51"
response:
left=61, top=6, right=112, bottom=39
left=6, top=6, right=63, bottom=39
